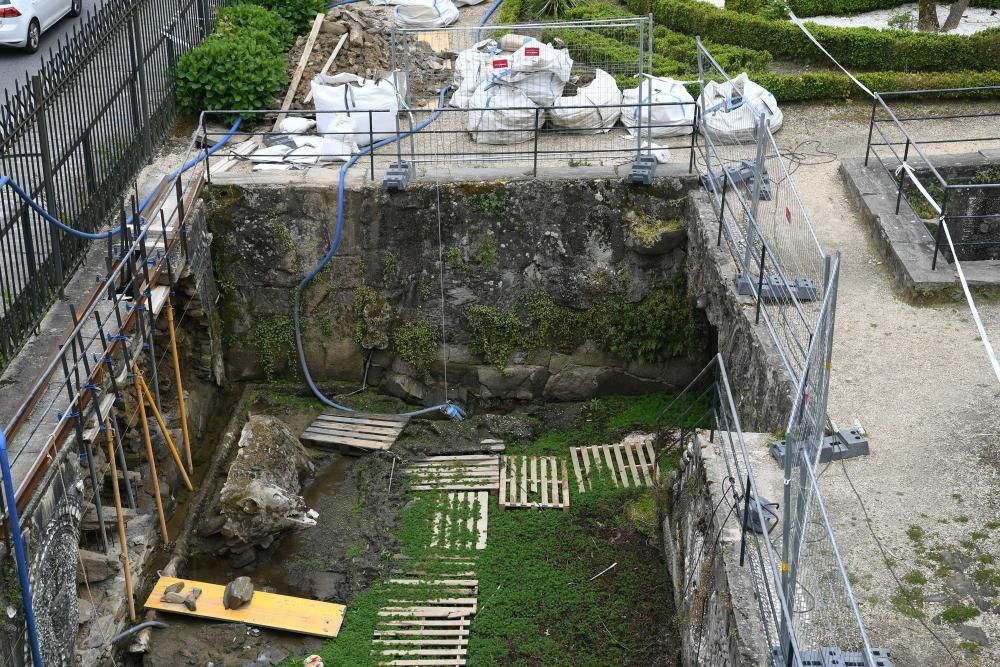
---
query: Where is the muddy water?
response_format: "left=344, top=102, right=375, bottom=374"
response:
left=187, top=453, right=358, bottom=599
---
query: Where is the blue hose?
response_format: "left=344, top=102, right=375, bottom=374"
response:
left=293, top=86, right=464, bottom=421
left=0, top=428, right=43, bottom=667
left=0, top=118, right=242, bottom=241
left=475, top=0, right=504, bottom=41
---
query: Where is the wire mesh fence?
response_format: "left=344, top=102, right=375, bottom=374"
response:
left=693, top=38, right=829, bottom=385
left=0, top=0, right=228, bottom=374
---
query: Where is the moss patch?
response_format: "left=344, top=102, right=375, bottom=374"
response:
left=393, top=320, right=441, bottom=377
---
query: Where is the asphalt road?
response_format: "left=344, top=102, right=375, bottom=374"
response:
left=0, top=0, right=105, bottom=97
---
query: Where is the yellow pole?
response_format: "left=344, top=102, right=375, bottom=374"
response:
left=104, top=418, right=136, bottom=622
left=135, top=365, right=169, bottom=544
left=135, top=371, right=193, bottom=492
left=165, top=302, right=193, bottom=473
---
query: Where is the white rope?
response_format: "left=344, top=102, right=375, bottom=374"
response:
left=786, top=10, right=875, bottom=99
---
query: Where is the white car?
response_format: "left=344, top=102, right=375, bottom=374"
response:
left=0, top=0, right=81, bottom=53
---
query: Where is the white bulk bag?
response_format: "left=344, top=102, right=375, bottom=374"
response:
left=394, top=0, right=459, bottom=29
left=550, top=69, right=622, bottom=133
left=697, top=73, right=783, bottom=143
left=467, top=83, right=541, bottom=145
left=622, top=77, right=695, bottom=138
left=453, top=0, right=486, bottom=5
left=487, top=40, right=572, bottom=107
left=311, top=73, right=399, bottom=148
left=450, top=39, right=500, bottom=109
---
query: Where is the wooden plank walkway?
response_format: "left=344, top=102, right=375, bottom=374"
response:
left=569, top=439, right=657, bottom=493
left=498, top=456, right=570, bottom=511
left=406, top=455, right=499, bottom=492
left=430, top=491, right=489, bottom=550
left=372, top=569, right=478, bottom=666
left=300, top=412, right=408, bottom=452
left=144, top=576, right=345, bottom=638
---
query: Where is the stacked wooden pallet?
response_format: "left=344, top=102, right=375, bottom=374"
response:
left=406, top=455, right=500, bottom=492
left=498, top=456, right=570, bottom=511
left=430, top=491, right=489, bottom=551
left=569, top=438, right=657, bottom=493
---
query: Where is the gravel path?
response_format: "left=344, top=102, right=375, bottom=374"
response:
left=777, top=99, right=1000, bottom=665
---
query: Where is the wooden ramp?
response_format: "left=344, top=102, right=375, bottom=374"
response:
left=301, top=412, right=408, bottom=453
left=144, top=576, right=346, bottom=638
left=406, top=455, right=499, bottom=492
left=569, top=438, right=657, bottom=493
left=498, top=456, right=570, bottom=511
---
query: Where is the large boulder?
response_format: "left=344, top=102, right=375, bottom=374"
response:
left=219, top=416, right=317, bottom=544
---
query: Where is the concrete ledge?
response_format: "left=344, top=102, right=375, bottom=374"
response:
left=840, top=157, right=1000, bottom=302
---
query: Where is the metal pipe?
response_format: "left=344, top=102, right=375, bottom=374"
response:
left=104, top=418, right=136, bottom=622
left=165, top=302, right=193, bottom=473
left=134, top=364, right=169, bottom=543
left=0, top=428, right=44, bottom=667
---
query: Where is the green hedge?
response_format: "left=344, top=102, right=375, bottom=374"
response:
left=728, top=0, right=1000, bottom=18
left=753, top=69, right=1000, bottom=101
left=626, top=0, right=1000, bottom=72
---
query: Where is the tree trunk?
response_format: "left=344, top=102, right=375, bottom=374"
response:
left=941, top=0, right=971, bottom=31
left=918, top=0, right=940, bottom=31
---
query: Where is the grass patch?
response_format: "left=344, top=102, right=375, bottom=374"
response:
left=902, top=570, right=926, bottom=586
left=941, top=604, right=980, bottom=624
left=891, top=586, right=925, bottom=620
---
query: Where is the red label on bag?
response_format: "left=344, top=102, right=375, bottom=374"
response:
left=524, top=47, right=540, bottom=56
left=492, top=59, right=509, bottom=69
left=785, top=207, right=792, bottom=223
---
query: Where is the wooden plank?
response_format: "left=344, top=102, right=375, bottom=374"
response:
left=570, top=448, right=584, bottom=494
left=274, top=12, right=326, bottom=131
left=300, top=430, right=392, bottom=450
left=386, top=598, right=477, bottom=606
left=304, top=427, right=394, bottom=444
left=304, top=32, right=348, bottom=103
left=378, top=608, right=475, bottom=618
left=144, top=577, right=345, bottom=638
left=411, top=484, right=497, bottom=492
left=476, top=491, right=488, bottom=550
left=374, top=629, right=469, bottom=637
left=601, top=445, right=618, bottom=487
left=408, top=469, right=499, bottom=478
left=634, top=443, right=653, bottom=487
left=540, top=456, right=549, bottom=507
left=384, top=660, right=466, bottom=666
left=378, top=649, right=468, bottom=656
left=311, top=420, right=402, bottom=436
left=498, top=457, right=507, bottom=510
left=531, top=456, right=538, bottom=494
left=549, top=457, right=558, bottom=507
left=315, top=412, right=408, bottom=426
left=645, top=441, right=658, bottom=481
left=561, top=460, right=570, bottom=512
left=378, top=619, right=470, bottom=627
left=611, top=445, right=629, bottom=489
left=374, top=639, right=468, bottom=645
left=622, top=443, right=640, bottom=487
left=581, top=447, right=593, bottom=490
left=409, top=455, right=497, bottom=463
left=520, top=456, right=527, bottom=506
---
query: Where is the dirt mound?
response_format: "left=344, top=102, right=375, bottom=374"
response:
left=285, top=6, right=453, bottom=110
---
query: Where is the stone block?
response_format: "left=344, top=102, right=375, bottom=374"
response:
left=77, top=549, right=121, bottom=584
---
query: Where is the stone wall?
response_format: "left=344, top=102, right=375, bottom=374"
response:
left=207, top=176, right=714, bottom=405
left=684, top=192, right=795, bottom=432
left=663, top=434, right=771, bottom=666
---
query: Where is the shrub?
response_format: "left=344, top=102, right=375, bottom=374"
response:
left=394, top=320, right=440, bottom=377
left=176, top=34, right=287, bottom=116
left=527, top=0, right=578, bottom=19
left=730, top=0, right=1000, bottom=19
left=628, top=0, right=1000, bottom=73
left=216, top=4, right=295, bottom=51
left=498, top=0, right=525, bottom=22
left=237, top=0, right=326, bottom=33
left=596, top=281, right=704, bottom=362
left=467, top=305, right=525, bottom=372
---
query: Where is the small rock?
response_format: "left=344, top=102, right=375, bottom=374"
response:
left=224, top=576, right=255, bottom=610
left=77, top=549, right=121, bottom=584
left=198, top=513, right=228, bottom=537
left=230, top=547, right=256, bottom=569
left=323, top=21, right=349, bottom=36
left=161, top=591, right=188, bottom=605
left=304, top=656, right=324, bottom=667
left=164, top=581, right=185, bottom=595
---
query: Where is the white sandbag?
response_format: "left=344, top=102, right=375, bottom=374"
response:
left=450, top=39, right=500, bottom=109
left=487, top=40, right=572, bottom=107
left=550, top=69, right=622, bottom=133
left=453, top=0, right=486, bottom=5
left=622, top=77, right=695, bottom=138
left=697, top=73, right=783, bottom=143
left=311, top=73, right=399, bottom=148
left=318, top=114, right=360, bottom=162
left=250, top=145, right=291, bottom=163
left=278, top=117, right=315, bottom=133
left=394, top=0, right=459, bottom=29
left=467, top=83, right=541, bottom=145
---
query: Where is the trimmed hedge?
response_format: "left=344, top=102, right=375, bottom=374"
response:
left=626, top=0, right=1000, bottom=72
left=753, top=69, right=1000, bottom=101
left=728, top=0, right=1000, bottom=19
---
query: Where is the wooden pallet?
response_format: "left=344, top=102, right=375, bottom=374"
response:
left=430, top=492, right=489, bottom=551
left=498, top=456, right=570, bottom=511
left=569, top=439, right=657, bottom=493
left=300, top=412, right=408, bottom=452
left=406, top=455, right=499, bottom=492
left=373, top=595, right=476, bottom=666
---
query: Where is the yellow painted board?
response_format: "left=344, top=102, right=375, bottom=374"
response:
left=144, top=577, right=345, bottom=638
